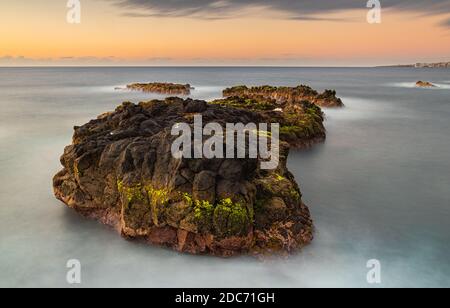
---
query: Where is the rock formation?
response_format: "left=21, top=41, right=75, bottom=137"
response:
left=415, top=81, right=437, bottom=88
left=223, top=85, right=344, bottom=108
left=126, top=83, right=193, bottom=95
left=211, top=96, right=326, bottom=148
left=53, top=97, right=318, bottom=257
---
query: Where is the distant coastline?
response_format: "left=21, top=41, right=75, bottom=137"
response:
left=0, top=63, right=449, bottom=68
left=377, top=62, right=450, bottom=68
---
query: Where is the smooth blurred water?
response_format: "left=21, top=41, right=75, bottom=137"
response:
left=0, top=67, right=449, bottom=288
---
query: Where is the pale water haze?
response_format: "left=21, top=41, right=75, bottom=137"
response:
left=0, top=67, right=449, bottom=287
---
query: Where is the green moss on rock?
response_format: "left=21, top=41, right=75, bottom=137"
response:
left=213, top=198, right=250, bottom=237
left=211, top=96, right=276, bottom=111
left=117, top=180, right=146, bottom=205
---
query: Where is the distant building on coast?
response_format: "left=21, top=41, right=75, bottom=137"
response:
left=414, top=62, right=450, bottom=68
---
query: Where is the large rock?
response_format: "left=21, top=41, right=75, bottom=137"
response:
left=223, top=85, right=344, bottom=108
left=53, top=98, right=315, bottom=257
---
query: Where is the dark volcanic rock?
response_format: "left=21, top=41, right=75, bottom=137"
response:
left=53, top=97, right=315, bottom=257
left=126, top=82, right=193, bottom=95
left=223, top=85, right=344, bottom=108
left=211, top=95, right=326, bottom=148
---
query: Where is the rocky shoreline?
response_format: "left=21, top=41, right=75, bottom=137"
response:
left=126, top=82, right=193, bottom=95
left=53, top=84, right=339, bottom=257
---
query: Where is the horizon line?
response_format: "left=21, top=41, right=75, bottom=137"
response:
left=0, top=65, right=428, bottom=69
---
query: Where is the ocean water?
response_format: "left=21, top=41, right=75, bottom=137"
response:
left=0, top=67, right=449, bottom=288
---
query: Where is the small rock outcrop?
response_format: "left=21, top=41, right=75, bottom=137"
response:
left=223, top=85, right=344, bottom=108
left=126, top=83, right=193, bottom=95
left=53, top=98, right=317, bottom=257
left=415, top=81, right=437, bottom=88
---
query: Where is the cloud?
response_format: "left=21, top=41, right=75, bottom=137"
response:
left=112, top=0, right=450, bottom=26
left=0, top=56, right=116, bottom=66
left=440, top=17, right=450, bottom=27
left=0, top=56, right=176, bottom=66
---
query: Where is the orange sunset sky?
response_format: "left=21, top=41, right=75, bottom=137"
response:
left=0, top=0, right=449, bottom=66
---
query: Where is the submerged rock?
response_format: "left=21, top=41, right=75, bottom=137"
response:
left=223, top=85, right=344, bottom=108
left=53, top=98, right=317, bottom=257
left=126, top=83, right=193, bottom=95
left=415, top=81, right=437, bottom=88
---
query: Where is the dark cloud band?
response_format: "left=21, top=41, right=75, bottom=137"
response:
left=111, top=0, right=450, bottom=25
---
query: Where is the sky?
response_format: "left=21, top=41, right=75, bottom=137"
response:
left=0, top=0, right=449, bottom=66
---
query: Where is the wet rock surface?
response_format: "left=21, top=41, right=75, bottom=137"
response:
left=53, top=97, right=318, bottom=257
